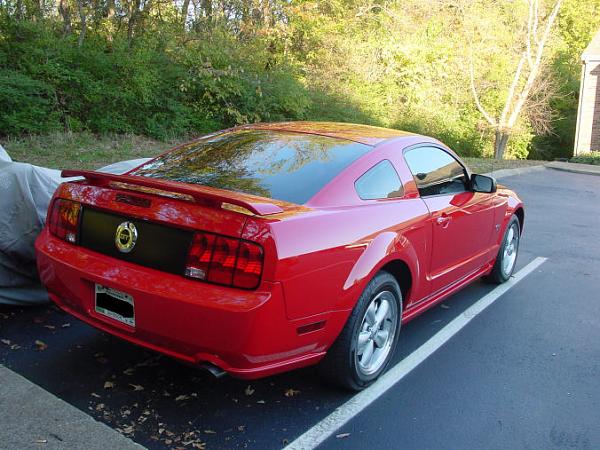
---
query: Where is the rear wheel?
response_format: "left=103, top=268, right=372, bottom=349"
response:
left=484, top=215, right=520, bottom=284
left=319, top=271, right=402, bottom=391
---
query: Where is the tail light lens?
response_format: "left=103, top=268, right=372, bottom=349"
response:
left=233, top=241, right=264, bottom=289
left=185, top=232, right=263, bottom=289
left=48, top=199, right=81, bottom=244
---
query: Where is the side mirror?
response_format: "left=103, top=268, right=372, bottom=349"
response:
left=471, top=174, right=497, bottom=193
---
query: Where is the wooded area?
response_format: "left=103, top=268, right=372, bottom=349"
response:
left=1, top=0, right=599, bottom=159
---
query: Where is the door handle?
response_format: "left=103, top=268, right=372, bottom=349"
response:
left=436, top=215, right=451, bottom=226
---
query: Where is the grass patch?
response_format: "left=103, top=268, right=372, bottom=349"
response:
left=570, top=151, right=600, bottom=166
left=463, top=157, right=546, bottom=174
left=4, top=132, right=547, bottom=173
left=3, top=132, right=178, bottom=170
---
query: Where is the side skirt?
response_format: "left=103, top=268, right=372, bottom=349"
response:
left=401, top=261, right=494, bottom=324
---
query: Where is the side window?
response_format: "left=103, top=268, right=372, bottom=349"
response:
left=355, top=160, right=404, bottom=200
left=404, top=147, right=468, bottom=197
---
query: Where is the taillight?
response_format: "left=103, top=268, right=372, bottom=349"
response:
left=233, top=241, right=264, bottom=289
left=185, top=232, right=263, bottom=289
left=48, top=199, right=81, bottom=244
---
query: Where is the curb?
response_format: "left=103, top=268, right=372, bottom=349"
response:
left=545, top=161, right=600, bottom=177
left=0, top=365, right=144, bottom=450
left=483, top=164, right=546, bottom=179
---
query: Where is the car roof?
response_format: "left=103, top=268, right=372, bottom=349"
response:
left=237, top=121, right=417, bottom=146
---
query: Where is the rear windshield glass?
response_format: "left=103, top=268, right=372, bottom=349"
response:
left=131, top=130, right=371, bottom=204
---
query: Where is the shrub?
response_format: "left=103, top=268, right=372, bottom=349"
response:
left=570, top=151, right=600, bottom=165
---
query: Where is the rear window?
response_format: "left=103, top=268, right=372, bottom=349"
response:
left=131, top=130, right=371, bottom=204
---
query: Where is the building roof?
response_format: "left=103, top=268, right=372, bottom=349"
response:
left=582, top=29, right=600, bottom=62
left=242, top=121, right=416, bottom=146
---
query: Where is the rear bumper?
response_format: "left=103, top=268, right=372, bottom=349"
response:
left=35, top=229, right=334, bottom=379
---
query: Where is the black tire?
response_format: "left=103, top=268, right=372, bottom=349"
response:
left=484, top=215, right=521, bottom=284
left=319, top=271, right=402, bottom=391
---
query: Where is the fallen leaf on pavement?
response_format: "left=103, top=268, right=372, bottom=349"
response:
left=61, top=323, right=71, bottom=328
left=175, top=394, right=190, bottom=402
left=203, top=430, right=216, bottom=435
left=104, top=381, right=115, bottom=389
left=244, top=385, right=255, bottom=396
left=44, top=325, right=56, bottom=330
left=1, top=339, right=11, bottom=345
left=34, top=340, right=48, bottom=351
left=336, top=433, right=350, bottom=439
left=440, top=304, right=450, bottom=309
left=130, top=384, right=144, bottom=391
left=284, top=388, right=300, bottom=397
left=120, top=425, right=134, bottom=435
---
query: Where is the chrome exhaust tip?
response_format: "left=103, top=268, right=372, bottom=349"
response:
left=201, top=362, right=227, bottom=378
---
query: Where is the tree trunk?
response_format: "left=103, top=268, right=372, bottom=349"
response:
left=58, top=0, right=72, bottom=35
left=106, top=0, right=115, bottom=42
left=77, top=0, right=86, bottom=47
left=15, top=0, right=24, bottom=20
left=181, top=0, right=190, bottom=29
left=494, top=130, right=510, bottom=159
left=202, top=0, right=212, bottom=28
left=127, top=0, right=140, bottom=46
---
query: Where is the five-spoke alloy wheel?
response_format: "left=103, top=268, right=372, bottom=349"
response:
left=356, top=290, right=399, bottom=377
left=485, top=214, right=521, bottom=284
left=319, top=271, right=402, bottom=391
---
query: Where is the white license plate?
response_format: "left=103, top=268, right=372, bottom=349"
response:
left=95, top=284, right=135, bottom=327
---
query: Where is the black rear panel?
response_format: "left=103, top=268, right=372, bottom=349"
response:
left=79, top=208, right=193, bottom=275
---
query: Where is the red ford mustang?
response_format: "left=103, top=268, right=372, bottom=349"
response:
left=35, top=122, right=523, bottom=390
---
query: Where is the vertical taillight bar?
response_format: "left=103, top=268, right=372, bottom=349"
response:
left=48, top=199, right=81, bottom=244
left=185, top=232, right=263, bottom=289
left=232, top=241, right=264, bottom=289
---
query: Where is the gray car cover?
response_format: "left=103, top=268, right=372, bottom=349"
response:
left=0, top=145, right=150, bottom=305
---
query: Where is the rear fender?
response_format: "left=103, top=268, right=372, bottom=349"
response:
left=340, top=231, right=419, bottom=308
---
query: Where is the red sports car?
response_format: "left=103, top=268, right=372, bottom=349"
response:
left=35, top=122, right=523, bottom=390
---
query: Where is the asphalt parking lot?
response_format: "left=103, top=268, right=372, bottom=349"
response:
left=1, top=168, right=599, bottom=450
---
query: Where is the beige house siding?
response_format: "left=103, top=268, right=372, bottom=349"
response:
left=574, top=30, right=600, bottom=155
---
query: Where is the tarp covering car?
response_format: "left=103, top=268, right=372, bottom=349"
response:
left=0, top=145, right=150, bottom=305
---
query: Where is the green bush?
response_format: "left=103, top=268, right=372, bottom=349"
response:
left=570, top=151, right=600, bottom=165
left=0, top=20, right=312, bottom=140
left=0, top=69, right=61, bottom=134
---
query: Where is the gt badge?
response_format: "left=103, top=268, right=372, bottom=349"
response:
left=115, top=221, right=138, bottom=253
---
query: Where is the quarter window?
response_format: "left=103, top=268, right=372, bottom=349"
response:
left=355, top=160, right=403, bottom=200
left=404, top=147, right=468, bottom=197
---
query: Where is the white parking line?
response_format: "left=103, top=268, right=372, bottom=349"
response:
left=285, top=256, right=548, bottom=450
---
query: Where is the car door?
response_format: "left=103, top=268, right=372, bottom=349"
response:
left=404, top=145, right=496, bottom=294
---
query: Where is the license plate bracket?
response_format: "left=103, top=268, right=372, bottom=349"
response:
left=95, top=284, right=135, bottom=327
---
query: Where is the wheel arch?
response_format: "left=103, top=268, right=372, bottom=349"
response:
left=341, top=231, right=419, bottom=309
left=379, top=259, right=412, bottom=304
left=514, top=206, right=524, bottom=232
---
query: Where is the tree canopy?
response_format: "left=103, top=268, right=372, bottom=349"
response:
left=1, top=0, right=598, bottom=159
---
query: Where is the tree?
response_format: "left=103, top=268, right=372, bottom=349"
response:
left=470, top=0, right=563, bottom=159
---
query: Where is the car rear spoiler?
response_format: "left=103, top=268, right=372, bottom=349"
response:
left=61, top=170, right=285, bottom=216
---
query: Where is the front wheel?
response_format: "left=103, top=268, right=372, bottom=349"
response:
left=484, top=215, right=521, bottom=284
left=319, top=271, right=402, bottom=391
